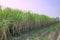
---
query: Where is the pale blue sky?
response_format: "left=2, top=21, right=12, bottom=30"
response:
left=0, top=0, right=60, bottom=17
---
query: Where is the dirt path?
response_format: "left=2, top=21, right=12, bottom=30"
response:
left=48, top=27, right=60, bottom=40
left=53, top=28, right=60, bottom=40
left=57, top=30, right=60, bottom=40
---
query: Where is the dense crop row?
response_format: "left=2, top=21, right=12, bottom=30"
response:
left=0, top=7, right=59, bottom=40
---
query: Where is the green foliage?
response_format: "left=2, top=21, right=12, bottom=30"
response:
left=0, top=6, right=58, bottom=29
left=50, top=23, right=60, bottom=31
left=0, top=6, right=59, bottom=40
left=41, top=36, right=48, bottom=40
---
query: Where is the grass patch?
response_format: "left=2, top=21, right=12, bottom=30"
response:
left=49, top=23, right=60, bottom=31
left=41, top=36, right=48, bottom=40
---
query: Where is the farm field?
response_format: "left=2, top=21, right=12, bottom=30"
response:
left=0, top=7, right=60, bottom=40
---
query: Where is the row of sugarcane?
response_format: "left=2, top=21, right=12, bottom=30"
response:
left=0, top=7, right=59, bottom=40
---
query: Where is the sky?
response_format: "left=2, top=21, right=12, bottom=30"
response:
left=0, top=0, right=60, bottom=17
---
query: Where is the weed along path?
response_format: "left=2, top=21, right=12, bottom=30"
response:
left=8, top=23, right=60, bottom=40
